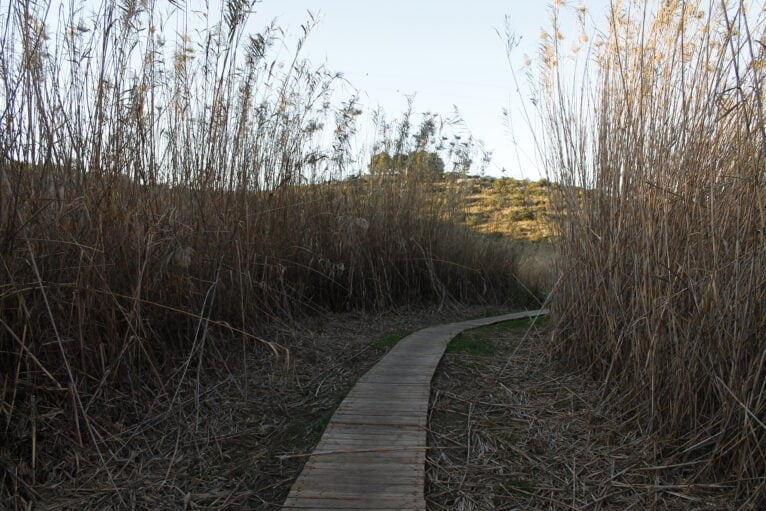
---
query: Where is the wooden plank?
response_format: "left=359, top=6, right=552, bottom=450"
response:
left=313, top=439, right=423, bottom=450
left=336, top=397, right=428, bottom=406
left=318, top=426, right=422, bottom=436
left=358, top=372, right=432, bottom=379
left=329, top=417, right=426, bottom=427
left=320, top=424, right=422, bottom=434
left=330, top=411, right=426, bottom=420
left=311, top=444, right=423, bottom=454
left=281, top=309, right=548, bottom=510
left=315, top=435, right=422, bottom=444
left=303, top=462, right=423, bottom=472
left=298, top=456, right=426, bottom=469
left=290, top=475, right=422, bottom=488
left=332, top=406, right=426, bottom=414
left=290, top=476, right=422, bottom=489
left=283, top=497, right=425, bottom=510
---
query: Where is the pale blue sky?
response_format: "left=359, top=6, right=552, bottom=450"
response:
left=20, top=0, right=611, bottom=178
left=249, top=1, right=610, bottom=178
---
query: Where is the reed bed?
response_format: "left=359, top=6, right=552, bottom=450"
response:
left=426, top=320, right=733, bottom=509
left=0, top=0, right=529, bottom=500
left=535, top=0, right=765, bottom=503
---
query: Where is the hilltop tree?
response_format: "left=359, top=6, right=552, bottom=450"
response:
left=408, top=150, right=444, bottom=179
left=368, top=150, right=444, bottom=179
left=369, top=152, right=401, bottom=175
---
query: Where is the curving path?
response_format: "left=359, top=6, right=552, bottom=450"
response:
left=282, top=309, right=548, bottom=510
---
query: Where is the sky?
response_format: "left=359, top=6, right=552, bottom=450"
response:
left=9, top=0, right=612, bottom=179
left=247, top=0, right=610, bottom=178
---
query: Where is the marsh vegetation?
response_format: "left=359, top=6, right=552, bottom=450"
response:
left=535, top=0, right=765, bottom=505
left=1, top=0, right=764, bottom=508
left=0, top=1, right=539, bottom=506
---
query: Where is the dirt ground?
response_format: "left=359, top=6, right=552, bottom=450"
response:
left=425, top=320, right=747, bottom=510
left=1, top=304, right=505, bottom=510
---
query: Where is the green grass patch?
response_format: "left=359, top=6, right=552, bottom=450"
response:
left=447, top=315, right=549, bottom=355
left=492, top=315, right=549, bottom=331
left=446, top=335, right=496, bottom=355
left=371, top=329, right=411, bottom=350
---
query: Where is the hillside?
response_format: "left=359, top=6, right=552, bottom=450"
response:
left=453, top=175, right=554, bottom=241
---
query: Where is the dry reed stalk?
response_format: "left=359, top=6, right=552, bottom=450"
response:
left=527, top=0, right=765, bottom=504
left=427, top=320, right=743, bottom=509
left=0, top=0, right=530, bottom=504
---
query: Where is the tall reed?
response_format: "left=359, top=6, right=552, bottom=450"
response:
left=0, top=0, right=528, bottom=477
left=535, top=0, right=765, bottom=501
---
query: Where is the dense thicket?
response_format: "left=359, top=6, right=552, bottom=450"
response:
left=537, top=1, right=765, bottom=502
left=0, top=0, right=528, bottom=458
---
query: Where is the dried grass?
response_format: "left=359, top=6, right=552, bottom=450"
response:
left=3, top=305, right=499, bottom=509
left=427, top=321, right=744, bottom=510
left=0, top=1, right=530, bottom=504
left=526, top=0, right=766, bottom=504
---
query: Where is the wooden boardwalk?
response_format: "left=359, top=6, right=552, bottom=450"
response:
left=282, top=310, right=547, bottom=510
